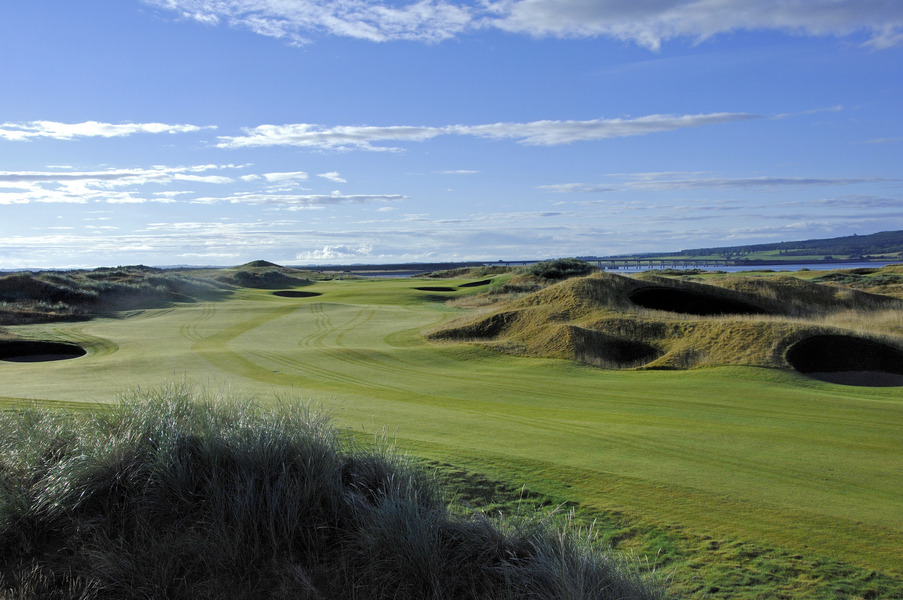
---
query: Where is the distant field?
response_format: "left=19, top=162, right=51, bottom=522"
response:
left=1, top=277, right=901, bottom=597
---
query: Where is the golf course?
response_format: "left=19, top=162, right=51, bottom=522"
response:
left=1, top=262, right=901, bottom=599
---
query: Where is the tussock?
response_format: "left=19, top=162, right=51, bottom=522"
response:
left=0, top=267, right=227, bottom=325
left=710, top=275, right=901, bottom=316
left=428, top=270, right=903, bottom=376
left=0, top=385, right=667, bottom=600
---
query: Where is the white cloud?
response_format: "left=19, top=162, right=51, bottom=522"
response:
left=296, top=243, right=374, bottom=260
left=143, top=0, right=471, bottom=43
left=487, top=0, right=903, bottom=50
left=317, top=171, right=347, bottom=183
left=217, top=123, right=448, bottom=150
left=540, top=183, right=615, bottom=193
left=0, top=166, right=194, bottom=184
left=459, top=114, right=758, bottom=145
left=438, top=169, right=479, bottom=175
left=0, top=121, right=213, bottom=141
left=191, top=192, right=406, bottom=207
left=218, top=113, right=757, bottom=150
left=0, top=165, right=235, bottom=204
left=543, top=173, right=896, bottom=193
left=145, top=0, right=903, bottom=49
left=263, top=170, right=309, bottom=182
left=174, top=174, right=235, bottom=183
left=807, top=195, right=903, bottom=209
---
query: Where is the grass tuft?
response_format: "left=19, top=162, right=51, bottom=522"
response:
left=429, top=270, right=903, bottom=373
left=0, top=384, right=666, bottom=600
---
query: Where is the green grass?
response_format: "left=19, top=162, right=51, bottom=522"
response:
left=1, top=387, right=662, bottom=599
left=1, top=275, right=902, bottom=598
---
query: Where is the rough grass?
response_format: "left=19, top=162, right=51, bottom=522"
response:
left=2, top=269, right=902, bottom=598
left=0, top=384, right=667, bottom=600
left=432, top=464, right=903, bottom=600
left=429, top=270, right=903, bottom=372
left=520, top=259, right=598, bottom=281
left=215, top=266, right=320, bottom=290
left=426, top=266, right=514, bottom=279
left=428, top=260, right=595, bottom=304
left=0, top=267, right=228, bottom=325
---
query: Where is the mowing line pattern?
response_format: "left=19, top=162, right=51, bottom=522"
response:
left=0, top=279, right=900, bottom=583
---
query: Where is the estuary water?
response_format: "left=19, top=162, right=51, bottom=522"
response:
left=601, top=261, right=899, bottom=274
left=330, top=261, right=900, bottom=278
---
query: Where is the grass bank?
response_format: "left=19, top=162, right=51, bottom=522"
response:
left=0, top=385, right=664, bottom=600
left=0, top=270, right=901, bottom=598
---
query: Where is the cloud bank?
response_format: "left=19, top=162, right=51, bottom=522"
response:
left=0, top=165, right=236, bottom=205
left=217, top=113, right=757, bottom=150
left=192, top=192, right=406, bottom=207
left=0, top=165, right=398, bottom=209
left=542, top=173, right=896, bottom=193
left=486, top=0, right=903, bottom=50
left=0, top=121, right=213, bottom=141
left=144, top=0, right=903, bottom=49
left=296, top=243, right=375, bottom=260
left=144, top=0, right=470, bottom=43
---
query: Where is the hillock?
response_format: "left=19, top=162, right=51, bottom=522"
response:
left=0, top=267, right=228, bottom=325
left=429, top=268, right=903, bottom=381
left=644, top=229, right=903, bottom=261
left=213, top=262, right=322, bottom=289
left=0, top=262, right=336, bottom=326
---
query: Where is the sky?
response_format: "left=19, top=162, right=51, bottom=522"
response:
left=1, top=1, right=902, bottom=268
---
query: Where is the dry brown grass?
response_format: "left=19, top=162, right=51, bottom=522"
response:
left=428, top=269, right=903, bottom=373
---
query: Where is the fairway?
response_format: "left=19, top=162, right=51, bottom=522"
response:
left=2, top=278, right=901, bottom=584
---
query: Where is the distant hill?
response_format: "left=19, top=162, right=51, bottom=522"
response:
left=596, top=230, right=903, bottom=262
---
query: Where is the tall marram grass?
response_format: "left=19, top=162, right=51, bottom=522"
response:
left=0, top=384, right=667, bottom=600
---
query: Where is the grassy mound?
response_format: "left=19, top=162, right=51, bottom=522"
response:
left=429, top=271, right=903, bottom=373
left=0, top=385, right=666, bottom=600
left=709, top=274, right=901, bottom=315
left=218, top=269, right=313, bottom=289
left=426, top=266, right=513, bottom=279
left=0, top=267, right=227, bottom=325
left=241, top=260, right=283, bottom=269
left=426, top=260, right=595, bottom=303
left=521, top=259, right=597, bottom=281
left=809, top=265, right=903, bottom=299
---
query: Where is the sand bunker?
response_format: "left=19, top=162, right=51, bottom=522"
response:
left=272, top=290, right=322, bottom=298
left=786, top=334, right=903, bottom=387
left=414, top=287, right=457, bottom=292
left=0, top=341, right=86, bottom=363
left=629, top=287, right=768, bottom=316
left=570, top=327, right=660, bottom=368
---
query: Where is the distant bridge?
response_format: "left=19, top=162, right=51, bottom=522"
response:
left=491, top=259, right=740, bottom=270
left=591, top=258, right=739, bottom=270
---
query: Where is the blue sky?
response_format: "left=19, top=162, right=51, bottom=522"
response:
left=1, top=1, right=901, bottom=268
